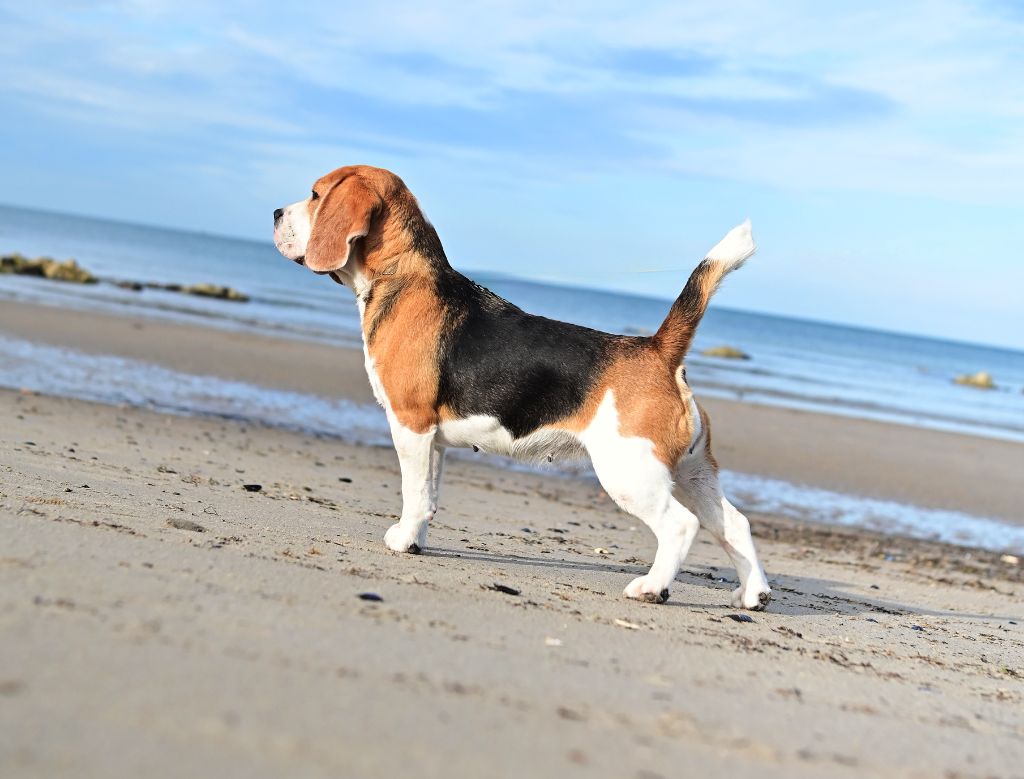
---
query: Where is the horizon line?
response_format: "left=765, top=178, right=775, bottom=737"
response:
left=2, top=199, right=1021, bottom=356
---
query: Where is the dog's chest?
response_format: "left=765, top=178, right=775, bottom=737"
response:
left=363, top=350, right=390, bottom=409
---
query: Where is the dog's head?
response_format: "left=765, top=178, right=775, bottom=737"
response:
left=273, top=165, right=437, bottom=282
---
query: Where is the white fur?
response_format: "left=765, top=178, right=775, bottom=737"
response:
left=437, top=415, right=583, bottom=462
left=362, top=353, right=388, bottom=409
left=363, top=353, right=444, bottom=553
left=580, top=391, right=701, bottom=602
left=685, top=397, right=703, bottom=455
left=676, top=430, right=771, bottom=609
left=350, top=269, right=375, bottom=319
left=375, top=381, right=770, bottom=608
left=704, top=218, right=756, bottom=269
left=383, top=422, right=443, bottom=553
left=273, top=198, right=313, bottom=261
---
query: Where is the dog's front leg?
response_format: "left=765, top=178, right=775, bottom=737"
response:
left=384, top=422, right=441, bottom=554
left=429, top=444, right=446, bottom=519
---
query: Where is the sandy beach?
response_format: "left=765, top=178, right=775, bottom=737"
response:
left=2, top=389, right=1023, bottom=778
left=1, top=300, right=1023, bottom=778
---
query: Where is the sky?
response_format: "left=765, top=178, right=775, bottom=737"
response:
left=1, top=1, right=1023, bottom=349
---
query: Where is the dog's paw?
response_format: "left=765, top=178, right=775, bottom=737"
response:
left=384, top=523, right=423, bottom=554
left=731, top=584, right=771, bottom=611
left=624, top=575, right=670, bottom=604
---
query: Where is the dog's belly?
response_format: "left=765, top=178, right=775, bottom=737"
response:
left=437, top=414, right=584, bottom=462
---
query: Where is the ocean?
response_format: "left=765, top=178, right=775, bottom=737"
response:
left=2, top=204, right=1023, bottom=552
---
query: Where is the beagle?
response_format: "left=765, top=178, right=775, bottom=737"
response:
left=273, top=165, right=771, bottom=610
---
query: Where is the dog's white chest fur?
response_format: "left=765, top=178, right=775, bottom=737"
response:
left=363, top=352, right=390, bottom=410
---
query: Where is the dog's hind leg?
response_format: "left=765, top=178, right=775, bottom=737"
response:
left=384, top=423, right=442, bottom=554
left=582, top=393, right=700, bottom=603
left=677, top=456, right=771, bottom=610
left=594, top=455, right=699, bottom=603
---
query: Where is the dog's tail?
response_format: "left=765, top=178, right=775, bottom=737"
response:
left=652, top=219, right=756, bottom=366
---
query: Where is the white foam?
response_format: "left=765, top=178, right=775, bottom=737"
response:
left=0, top=335, right=391, bottom=445
left=721, top=470, right=1024, bottom=553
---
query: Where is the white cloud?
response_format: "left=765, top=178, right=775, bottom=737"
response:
left=2, top=0, right=1023, bottom=203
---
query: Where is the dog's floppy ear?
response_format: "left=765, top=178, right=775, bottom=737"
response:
left=305, top=176, right=381, bottom=272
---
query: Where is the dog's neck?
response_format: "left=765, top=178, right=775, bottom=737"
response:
left=333, top=251, right=407, bottom=300
left=344, top=250, right=441, bottom=337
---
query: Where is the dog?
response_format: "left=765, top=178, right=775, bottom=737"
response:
left=273, top=165, right=771, bottom=610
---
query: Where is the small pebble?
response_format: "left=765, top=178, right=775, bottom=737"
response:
left=166, top=518, right=206, bottom=533
left=338, top=477, right=353, bottom=483
left=357, top=592, right=383, bottom=602
left=487, top=583, right=521, bottom=596
left=726, top=613, right=755, bottom=623
left=243, top=484, right=262, bottom=492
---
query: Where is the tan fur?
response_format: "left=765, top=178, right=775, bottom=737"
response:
left=541, top=342, right=699, bottom=467
left=305, top=174, right=380, bottom=272
left=302, top=166, right=448, bottom=433
left=308, top=166, right=431, bottom=277
left=366, top=275, right=444, bottom=434
left=653, top=259, right=735, bottom=366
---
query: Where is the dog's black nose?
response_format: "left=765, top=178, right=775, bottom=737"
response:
left=273, top=208, right=284, bottom=222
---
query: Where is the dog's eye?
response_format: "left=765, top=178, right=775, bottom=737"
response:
left=310, top=190, right=320, bottom=201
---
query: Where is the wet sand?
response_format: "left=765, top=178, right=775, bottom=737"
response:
left=1, top=389, right=1022, bottom=778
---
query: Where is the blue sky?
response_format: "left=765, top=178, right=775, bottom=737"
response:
left=1, top=1, right=1023, bottom=349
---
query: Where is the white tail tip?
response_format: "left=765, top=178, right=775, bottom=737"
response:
left=705, top=218, right=756, bottom=267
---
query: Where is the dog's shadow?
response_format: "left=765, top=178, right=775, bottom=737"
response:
left=422, top=546, right=1021, bottom=622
